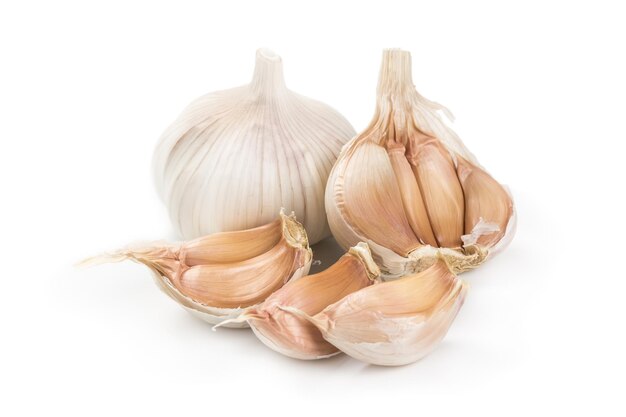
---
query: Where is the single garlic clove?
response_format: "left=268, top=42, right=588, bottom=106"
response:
left=326, top=49, right=515, bottom=278
left=282, top=259, right=467, bottom=366
left=153, top=49, right=355, bottom=245
left=406, top=135, right=465, bottom=249
left=336, top=141, right=422, bottom=257
left=456, top=156, right=513, bottom=248
left=217, top=242, right=380, bottom=360
left=181, top=219, right=282, bottom=265
left=387, top=143, right=438, bottom=247
left=78, top=210, right=312, bottom=327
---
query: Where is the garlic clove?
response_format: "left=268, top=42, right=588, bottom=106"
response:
left=326, top=49, right=515, bottom=278
left=387, top=143, right=438, bottom=247
left=334, top=141, right=422, bottom=257
left=153, top=49, right=355, bottom=245
left=217, top=242, right=380, bottom=360
left=456, top=156, right=513, bottom=247
left=179, top=219, right=282, bottom=265
left=406, top=135, right=465, bottom=248
left=173, top=236, right=306, bottom=308
left=78, top=210, right=312, bottom=327
left=282, top=259, right=467, bottom=366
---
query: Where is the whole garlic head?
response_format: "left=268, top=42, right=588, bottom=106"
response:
left=153, top=49, right=356, bottom=244
left=326, top=49, right=516, bottom=278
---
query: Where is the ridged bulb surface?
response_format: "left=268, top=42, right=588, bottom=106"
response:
left=153, top=49, right=355, bottom=244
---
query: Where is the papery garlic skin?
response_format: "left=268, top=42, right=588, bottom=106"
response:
left=153, top=49, right=355, bottom=244
left=283, top=259, right=467, bottom=366
left=326, top=49, right=516, bottom=278
left=218, top=242, right=380, bottom=359
left=79, top=210, right=312, bottom=328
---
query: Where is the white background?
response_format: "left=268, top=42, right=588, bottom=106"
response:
left=1, top=0, right=624, bottom=415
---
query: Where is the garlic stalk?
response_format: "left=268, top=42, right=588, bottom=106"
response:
left=78, top=210, right=312, bottom=328
left=153, top=49, right=356, bottom=244
left=282, top=258, right=467, bottom=366
left=326, top=49, right=516, bottom=278
left=216, top=242, right=380, bottom=359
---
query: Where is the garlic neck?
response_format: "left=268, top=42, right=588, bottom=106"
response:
left=375, top=49, right=417, bottom=144
left=250, top=48, right=287, bottom=97
left=377, top=49, right=415, bottom=100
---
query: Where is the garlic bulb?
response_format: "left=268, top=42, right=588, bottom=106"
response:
left=79, top=211, right=312, bottom=328
left=153, top=49, right=356, bottom=244
left=217, top=242, right=380, bottom=359
left=282, top=258, right=467, bottom=366
left=326, top=49, right=516, bottom=278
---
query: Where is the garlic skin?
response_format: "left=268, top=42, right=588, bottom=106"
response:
left=153, top=49, right=356, bottom=244
left=326, top=49, right=516, bottom=278
left=79, top=211, right=312, bottom=328
left=283, top=259, right=467, bottom=366
left=217, top=242, right=380, bottom=360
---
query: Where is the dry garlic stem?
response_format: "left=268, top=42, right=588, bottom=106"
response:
left=326, top=49, right=515, bottom=278
left=217, top=242, right=380, bottom=360
left=79, top=210, right=312, bottom=328
left=282, top=259, right=467, bottom=366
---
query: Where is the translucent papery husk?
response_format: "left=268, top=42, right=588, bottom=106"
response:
left=325, top=49, right=516, bottom=278
left=281, top=258, right=467, bottom=366
left=78, top=210, right=312, bottom=328
left=216, top=242, right=380, bottom=359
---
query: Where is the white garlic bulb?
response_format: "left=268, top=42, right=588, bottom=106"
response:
left=153, top=49, right=356, bottom=244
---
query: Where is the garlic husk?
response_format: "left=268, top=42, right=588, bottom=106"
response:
left=282, top=259, right=467, bottom=366
left=217, top=242, right=380, bottom=359
left=78, top=210, right=312, bottom=328
left=326, top=49, right=516, bottom=278
left=153, top=48, right=356, bottom=245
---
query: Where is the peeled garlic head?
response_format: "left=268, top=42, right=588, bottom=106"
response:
left=326, top=49, right=515, bottom=278
left=284, top=258, right=467, bottom=366
left=79, top=210, right=312, bottom=328
left=153, top=49, right=356, bottom=244
left=219, top=242, right=380, bottom=359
